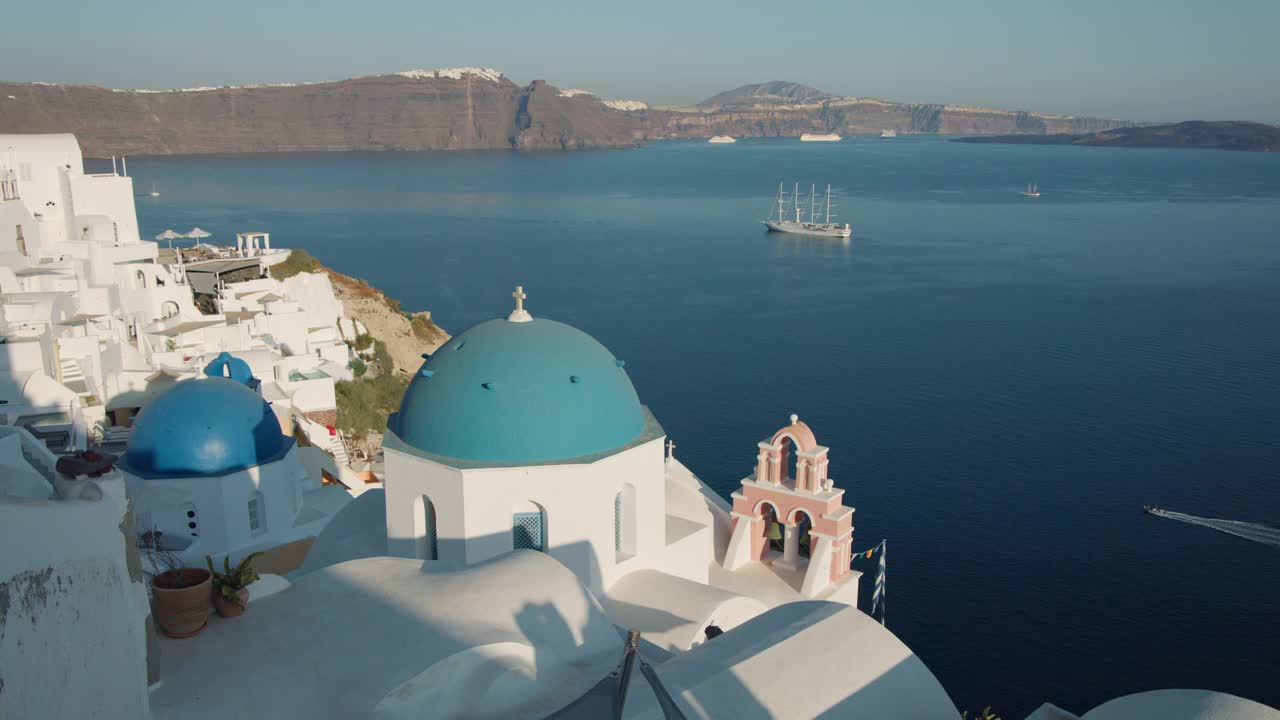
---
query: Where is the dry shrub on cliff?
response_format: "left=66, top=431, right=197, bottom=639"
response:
left=269, top=248, right=323, bottom=279
left=410, top=314, right=442, bottom=341
left=335, top=374, right=409, bottom=438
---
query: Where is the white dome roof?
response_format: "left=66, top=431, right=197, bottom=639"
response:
left=1083, top=689, right=1280, bottom=720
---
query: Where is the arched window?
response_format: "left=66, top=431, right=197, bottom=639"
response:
left=513, top=502, right=546, bottom=552
left=247, top=491, right=266, bottom=536
left=135, top=269, right=147, bottom=289
left=615, top=484, right=637, bottom=560
left=413, top=495, right=438, bottom=561
left=160, top=301, right=180, bottom=319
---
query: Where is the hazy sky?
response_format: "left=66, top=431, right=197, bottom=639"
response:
left=5, top=0, right=1278, bottom=122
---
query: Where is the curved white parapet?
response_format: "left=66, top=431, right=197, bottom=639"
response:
left=603, top=569, right=768, bottom=652
left=1082, top=689, right=1280, bottom=720
left=626, top=601, right=959, bottom=719
left=374, top=642, right=600, bottom=719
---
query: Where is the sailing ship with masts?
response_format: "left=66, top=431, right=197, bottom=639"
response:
left=763, top=182, right=852, bottom=238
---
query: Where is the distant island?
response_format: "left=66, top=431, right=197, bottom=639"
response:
left=953, top=121, right=1280, bottom=152
left=1, top=70, right=1125, bottom=156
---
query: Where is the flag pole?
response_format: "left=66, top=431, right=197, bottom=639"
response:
left=877, top=540, right=886, bottom=626
left=854, top=539, right=888, bottom=627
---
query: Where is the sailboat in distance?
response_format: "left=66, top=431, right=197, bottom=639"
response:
left=763, top=182, right=852, bottom=238
left=149, top=182, right=160, bottom=198
left=1022, top=182, right=1041, bottom=198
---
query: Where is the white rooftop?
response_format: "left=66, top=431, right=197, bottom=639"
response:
left=151, top=552, right=621, bottom=720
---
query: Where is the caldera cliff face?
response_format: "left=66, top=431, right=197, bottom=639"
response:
left=0, top=75, right=1125, bottom=156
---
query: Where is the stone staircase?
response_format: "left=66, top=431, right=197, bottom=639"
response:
left=59, top=357, right=88, bottom=394
left=328, top=431, right=350, bottom=466
left=27, top=426, right=70, bottom=453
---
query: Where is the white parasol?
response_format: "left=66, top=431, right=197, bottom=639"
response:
left=186, top=227, right=212, bottom=250
left=154, top=229, right=184, bottom=249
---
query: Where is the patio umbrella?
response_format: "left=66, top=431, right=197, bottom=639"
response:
left=186, top=227, right=212, bottom=250
left=154, top=229, right=183, bottom=249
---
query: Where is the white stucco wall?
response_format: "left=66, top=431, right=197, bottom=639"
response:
left=282, top=272, right=343, bottom=331
left=384, top=437, right=666, bottom=594
left=69, top=174, right=141, bottom=246
left=260, top=310, right=309, bottom=356
left=0, top=474, right=152, bottom=720
left=0, top=338, right=46, bottom=375
left=0, top=134, right=83, bottom=254
left=383, top=447, right=463, bottom=561
left=0, top=198, right=40, bottom=256
left=126, top=447, right=313, bottom=569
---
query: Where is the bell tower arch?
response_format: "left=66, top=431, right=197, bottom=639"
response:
left=723, top=414, right=855, bottom=598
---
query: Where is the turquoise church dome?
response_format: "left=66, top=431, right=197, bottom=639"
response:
left=390, top=317, right=646, bottom=464
left=122, top=377, right=292, bottom=478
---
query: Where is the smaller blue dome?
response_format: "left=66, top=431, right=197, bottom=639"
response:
left=203, top=351, right=255, bottom=386
left=122, top=377, right=292, bottom=478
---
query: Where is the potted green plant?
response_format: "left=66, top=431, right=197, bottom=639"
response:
left=141, top=529, right=212, bottom=638
left=207, top=552, right=263, bottom=618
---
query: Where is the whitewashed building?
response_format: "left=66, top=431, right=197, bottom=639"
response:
left=120, top=353, right=351, bottom=574
left=0, top=133, right=355, bottom=459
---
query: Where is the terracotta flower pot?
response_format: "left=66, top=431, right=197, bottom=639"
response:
left=213, top=587, right=250, bottom=618
left=151, top=568, right=212, bottom=638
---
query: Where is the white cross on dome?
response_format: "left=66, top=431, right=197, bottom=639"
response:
left=508, top=285, right=533, bottom=323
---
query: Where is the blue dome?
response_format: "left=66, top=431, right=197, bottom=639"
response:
left=122, top=377, right=292, bottom=478
left=390, top=318, right=645, bottom=464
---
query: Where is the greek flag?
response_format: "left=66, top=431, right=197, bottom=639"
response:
left=870, top=540, right=886, bottom=626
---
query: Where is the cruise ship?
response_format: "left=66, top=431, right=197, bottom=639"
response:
left=799, top=133, right=842, bottom=142
left=880, top=129, right=898, bottom=138
left=708, top=135, right=737, bottom=143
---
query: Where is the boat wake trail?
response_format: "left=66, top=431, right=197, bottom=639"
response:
left=1150, top=510, right=1280, bottom=548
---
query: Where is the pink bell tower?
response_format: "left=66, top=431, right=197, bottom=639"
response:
left=721, top=414, right=856, bottom=598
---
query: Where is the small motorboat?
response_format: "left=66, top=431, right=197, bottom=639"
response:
left=1143, top=505, right=1164, bottom=515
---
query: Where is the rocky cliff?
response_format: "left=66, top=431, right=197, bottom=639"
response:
left=1, top=73, right=1128, bottom=156
left=954, top=120, right=1280, bottom=152
left=0, top=70, right=646, bottom=156
left=649, top=82, right=1127, bottom=138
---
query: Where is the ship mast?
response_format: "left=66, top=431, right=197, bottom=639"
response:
left=810, top=184, right=816, bottom=224
left=825, top=185, right=832, bottom=224
left=793, top=183, right=801, bottom=223
left=777, top=182, right=785, bottom=222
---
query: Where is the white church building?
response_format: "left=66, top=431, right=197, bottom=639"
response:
left=303, top=288, right=862, bottom=650
left=120, top=352, right=351, bottom=574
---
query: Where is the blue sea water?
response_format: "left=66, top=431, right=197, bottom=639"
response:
left=115, top=137, right=1280, bottom=717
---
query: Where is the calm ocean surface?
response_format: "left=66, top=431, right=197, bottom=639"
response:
left=114, top=138, right=1280, bottom=716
